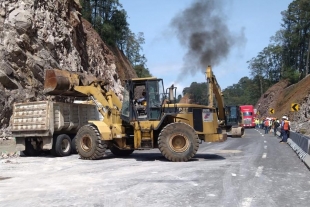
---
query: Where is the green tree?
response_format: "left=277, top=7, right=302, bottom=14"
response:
left=222, top=76, right=262, bottom=106
left=184, top=82, right=208, bottom=105
left=80, top=0, right=149, bottom=76
left=134, top=64, right=151, bottom=78
left=80, top=0, right=92, bottom=23
left=281, top=0, right=310, bottom=79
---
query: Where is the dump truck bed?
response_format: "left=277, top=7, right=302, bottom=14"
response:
left=11, top=101, right=100, bottom=137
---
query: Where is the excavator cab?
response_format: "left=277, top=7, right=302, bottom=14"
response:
left=224, top=105, right=244, bottom=137
left=225, top=105, right=242, bottom=127
left=121, top=77, right=166, bottom=122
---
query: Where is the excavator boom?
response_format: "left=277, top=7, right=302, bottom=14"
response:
left=206, top=66, right=225, bottom=121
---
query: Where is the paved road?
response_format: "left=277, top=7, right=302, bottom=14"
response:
left=0, top=129, right=309, bottom=207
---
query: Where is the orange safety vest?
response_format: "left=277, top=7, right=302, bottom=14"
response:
left=283, top=120, right=290, bottom=130
left=264, top=120, right=269, bottom=126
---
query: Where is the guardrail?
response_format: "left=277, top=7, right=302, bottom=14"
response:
left=286, top=130, right=310, bottom=169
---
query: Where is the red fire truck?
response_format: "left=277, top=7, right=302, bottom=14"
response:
left=239, top=105, right=255, bottom=128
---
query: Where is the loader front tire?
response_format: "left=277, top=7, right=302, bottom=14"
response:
left=110, top=145, right=134, bottom=157
left=75, top=125, right=106, bottom=160
left=158, top=123, right=199, bottom=162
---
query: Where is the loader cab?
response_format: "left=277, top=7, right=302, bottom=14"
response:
left=121, top=78, right=166, bottom=122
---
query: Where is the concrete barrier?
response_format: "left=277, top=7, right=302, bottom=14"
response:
left=287, top=131, right=310, bottom=169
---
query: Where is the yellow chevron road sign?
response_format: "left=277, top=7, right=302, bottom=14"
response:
left=269, top=108, right=274, bottom=114
left=291, top=103, right=299, bottom=112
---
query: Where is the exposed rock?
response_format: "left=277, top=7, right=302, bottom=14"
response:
left=1, top=152, right=19, bottom=159
left=255, top=79, right=290, bottom=119
left=255, top=75, right=310, bottom=136
left=0, top=0, right=137, bottom=132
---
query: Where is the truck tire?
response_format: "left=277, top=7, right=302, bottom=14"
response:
left=55, top=134, right=72, bottom=157
left=71, top=136, right=78, bottom=154
left=23, top=139, right=41, bottom=156
left=110, top=145, right=134, bottom=156
left=158, top=122, right=199, bottom=162
left=75, top=125, right=106, bottom=160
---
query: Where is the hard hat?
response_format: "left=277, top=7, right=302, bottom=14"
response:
left=282, top=116, right=288, bottom=120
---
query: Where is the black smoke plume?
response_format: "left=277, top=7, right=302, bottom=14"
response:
left=170, top=0, right=245, bottom=79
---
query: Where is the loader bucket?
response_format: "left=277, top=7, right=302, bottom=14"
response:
left=43, top=69, right=81, bottom=96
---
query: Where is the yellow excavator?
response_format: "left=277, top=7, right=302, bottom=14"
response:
left=43, top=66, right=242, bottom=161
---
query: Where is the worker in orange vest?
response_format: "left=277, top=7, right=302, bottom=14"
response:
left=264, top=118, right=270, bottom=134
left=280, top=116, right=290, bottom=143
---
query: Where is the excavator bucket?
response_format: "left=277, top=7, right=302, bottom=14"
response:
left=43, top=69, right=86, bottom=97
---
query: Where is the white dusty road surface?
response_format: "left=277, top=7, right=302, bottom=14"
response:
left=1, top=129, right=310, bottom=207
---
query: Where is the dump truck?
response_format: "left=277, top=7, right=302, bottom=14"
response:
left=11, top=101, right=101, bottom=156
left=39, top=66, right=243, bottom=161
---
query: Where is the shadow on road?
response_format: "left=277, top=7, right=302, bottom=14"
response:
left=18, top=151, right=225, bottom=162
left=191, top=153, right=226, bottom=161
left=99, top=152, right=226, bottom=162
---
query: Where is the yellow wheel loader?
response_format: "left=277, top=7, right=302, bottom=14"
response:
left=43, top=66, right=242, bottom=162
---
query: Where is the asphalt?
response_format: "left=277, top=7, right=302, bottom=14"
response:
left=0, top=128, right=309, bottom=207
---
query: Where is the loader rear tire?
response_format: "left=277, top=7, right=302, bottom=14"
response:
left=75, top=125, right=106, bottom=160
left=55, top=134, right=72, bottom=157
left=158, top=123, right=199, bottom=162
left=110, top=145, right=134, bottom=157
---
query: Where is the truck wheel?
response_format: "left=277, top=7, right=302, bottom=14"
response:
left=23, top=139, right=41, bottom=156
left=55, top=134, right=72, bottom=157
left=71, top=136, right=78, bottom=154
left=158, top=122, right=199, bottom=162
left=110, top=145, right=134, bottom=156
left=75, top=125, right=106, bottom=160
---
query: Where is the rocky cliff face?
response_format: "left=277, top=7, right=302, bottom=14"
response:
left=0, top=0, right=136, bottom=132
left=255, top=76, right=310, bottom=136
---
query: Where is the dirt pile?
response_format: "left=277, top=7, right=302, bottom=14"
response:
left=0, top=0, right=136, bottom=130
left=255, top=75, right=310, bottom=136
left=179, top=93, right=192, bottom=103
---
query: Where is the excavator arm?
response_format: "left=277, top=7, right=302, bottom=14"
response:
left=206, top=66, right=244, bottom=137
left=205, top=66, right=225, bottom=121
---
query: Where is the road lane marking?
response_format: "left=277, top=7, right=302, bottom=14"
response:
left=264, top=146, right=267, bottom=149
left=264, top=141, right=266, bottom=143
left=255, top=166, right=264, bottom=177
left=242, top=197, right=253, bottom=207
left=262, top=153, right=267, bottom=159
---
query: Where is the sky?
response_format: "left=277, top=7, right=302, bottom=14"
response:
left=119, top=0, right=292, bottom=96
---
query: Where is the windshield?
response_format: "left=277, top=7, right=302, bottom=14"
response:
left=243, top=112, right=253, bottom=116
left=148, top=80, right=164, bottom=107
left=230, top=107, right=237, bottom=118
